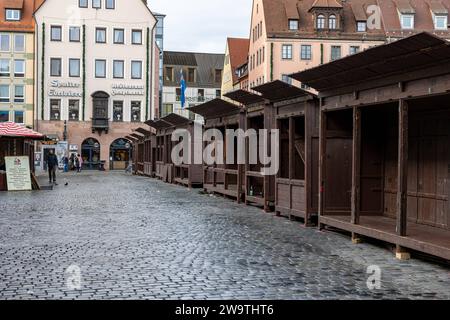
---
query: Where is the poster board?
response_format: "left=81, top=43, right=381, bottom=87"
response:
left=5, top=156, right=32, bottom=191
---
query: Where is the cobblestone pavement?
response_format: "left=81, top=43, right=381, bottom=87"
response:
left=0, top=172, right=449, bottom=300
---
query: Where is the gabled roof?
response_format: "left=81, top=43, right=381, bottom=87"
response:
left=227, top=38, right=250, bottom=84
left=290, top=32, right=450, bottom=92
left=310, top=0, right=343, bottom=10
left=161, top=113, right=191, bottom=127
left=0, top=0, right=44, bottom=32
left=188, top=99, right=242, bottom=119
left=252, top=80, right=317, bottom=102
left=224, top=90, right=265, bottom=106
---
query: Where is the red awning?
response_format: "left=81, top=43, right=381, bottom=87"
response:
left=0, top=122, right=45, bottom=140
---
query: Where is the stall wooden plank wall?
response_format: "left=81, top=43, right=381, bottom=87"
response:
left=292, top=32, right=450, bottom=261
left=189, top=99, right=246, bottom=201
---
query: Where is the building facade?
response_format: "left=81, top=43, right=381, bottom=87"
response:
left=221, top=38, right=249, bottom=97
left=0, top=0, right=43, bottom=127
left=162, top=51, right=224, bottom=121
left=154, top=13, right=165, bottom=118
left=247, top=0, right=450, bottom=89
left=34, top=0, right=158, bottom=170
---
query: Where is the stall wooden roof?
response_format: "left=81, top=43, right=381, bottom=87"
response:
left=252, top=80, right=316, bottom=102
left=224, top=90, right=265, bottom=106
left=125, top=135, right=138, bottom=142
left=290, top=32, right=450, bottom=92
left=188, top=99, right=242, bottom=119
left=134, top=128, right=152, bottom=136
left=145, top=119, right=172, bottom=130
left=161, top=113, right=191, bottom=127
left=130, top=133, right=144, bottom=140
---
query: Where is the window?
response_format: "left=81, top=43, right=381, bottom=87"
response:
left=6, top=9, right=21, bottom=21
left=131, top=61, right=142, bottom=79
left=289, top=19, right=299, bottom=30
left=162, top=104, right=173, bottom=117
left=14, top=60, right=25, bottom=77
left=95, top=59, right=106, bottom=78
left=92, top=0, right=101, bottom=8
left=357, top=21, right=367, bottom=32
left=317, top=14, right=325, bottom=29
left=96, top=28, right=107, bottom=43
left=14, top=34, right=25, bottom=52
left=400, top=14, right=414, bottom=29
left=79, top=0, right=88, bottom=8
left=331, top=46, right=341, bottom=61
left=0, top=34, right=10, bottom=51
left=329, top=15, right=337, bottom=29
left=0, top=59, right=10, bottom=77
left=106, top=0, right=115, bottom=9
left=187, top=68, right=195, bottom=82
left=301, top=45, right=312, bottom=60
left=0, top=111, right=9, bottom=122
left=349, top=46, right=360, bottom=55
left=434, top=15, right=448, bottom=30
left=131, top=101, right=141, bottom=122
left=14, top=85, right=24, bottom=103
left=215, top=69, right=222, bottom=83
left=198, top=89, right=205, bottom=102
left=14, top=111, right=24, bottom=123
left=68, top=100, right=79, bottom=121
left=51, top=26, right=62, bottom=41
left=113, top=29, right=124, bottom=44
left=176, top=88, right=181, bottom=101
left=165, top=67, right=173, bottom=81
left=69, top=59, right=80, bottom=77
left=132, top=30, right=142, bottom=44
left=50, top=58, right=62, bottom=77
left=113, top=101, right=123, bottom=121
left=0, top=85, right=10, bottom=102
left=113, top=60, right=124, bottom=78
left=50, top=99, right=61, bottom=120
left=281, top=75, right=292, bottom=85
left=282, top=44, right=293, bottom=60
left=69, top=27, right=80, bottom=42
left=216, top=89, right=221, bottom=98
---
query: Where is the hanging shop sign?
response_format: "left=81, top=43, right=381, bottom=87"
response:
left=5, top=156, right=32, bottom=191
left=48, top=80, right=82, bottom=97
left=111, top=84, right=145, bottom=96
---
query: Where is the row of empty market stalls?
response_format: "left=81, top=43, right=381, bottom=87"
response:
left=129, top=32, right=449, bottom=261
left=290, top=32, right=450, bottom=261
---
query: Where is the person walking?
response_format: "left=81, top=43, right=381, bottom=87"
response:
left=63, top=155, right=69, bottom=173
left=47, top=149, right=58, bottom=185
left=76, top=154, right=83, bottom=173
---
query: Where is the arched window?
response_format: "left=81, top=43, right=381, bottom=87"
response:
left=317, top=14, right=325, bottom=29
left=329, top=14, right=337, bottom=29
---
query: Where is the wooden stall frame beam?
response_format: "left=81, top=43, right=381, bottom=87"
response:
left=396, top=99, right=409, bottom=237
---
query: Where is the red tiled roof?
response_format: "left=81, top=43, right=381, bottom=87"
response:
left=227, top=38, right=250, bottom=84
left=0, top=0, right=45, bottom=32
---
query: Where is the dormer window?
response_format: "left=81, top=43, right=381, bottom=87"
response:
left=288, top=19, right=299, bottom=30
left=434, top=15, right=448, bottom=30
left=317, top=14, right=325, bottom=29
left=400, top=14, right=414, bottom=29
left=357, top=21, right=367, bottom=32
left=329, top=15, right=337, bottom=29
left=6, top=9, right=21, bottom=21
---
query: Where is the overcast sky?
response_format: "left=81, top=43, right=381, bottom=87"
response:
left=148, top=0, right=252, bottom=54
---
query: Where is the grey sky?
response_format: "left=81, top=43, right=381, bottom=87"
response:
left=148, top=0, right=252, bottom=54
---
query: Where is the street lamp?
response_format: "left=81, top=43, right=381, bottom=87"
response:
left=63, top=120, right=67, bottom=141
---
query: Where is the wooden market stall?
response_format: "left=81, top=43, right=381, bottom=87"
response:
left=130, top=133, right=145, bottom=175
left=189, top=98, right=245, bottom=201
left=0, top=122, right=45, bottom=191
left=252, top=80, right=320, bottom=225
left=134, top=127, right=155, bottom=177
left=225, top=89, right=276, bottom=212
left=291, top=32, right=450, bottom=261
left=146, top=119, right=174, bottom=183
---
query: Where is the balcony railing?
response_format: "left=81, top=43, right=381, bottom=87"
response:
left=91, top=118, right=109, bottom=134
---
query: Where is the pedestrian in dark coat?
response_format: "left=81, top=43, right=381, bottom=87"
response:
left=47, top=150, right=59, bottom=185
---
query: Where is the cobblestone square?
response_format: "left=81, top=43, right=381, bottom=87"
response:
left=0, top=172, right=449, bottom=300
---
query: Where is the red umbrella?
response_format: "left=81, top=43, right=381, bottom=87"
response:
left=0, top=122, right=45, bottom=140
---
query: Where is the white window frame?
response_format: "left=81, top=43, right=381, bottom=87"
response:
left=357, top=21, right=367, bottom=32
left=329, top=15, right=337, bottom=30
left=6, top=9, right=21, bottom=21
left=69, top=26, right=81, bottom=42
left=317, top=14, right=325, bottom=29
left=131, top=60, right=142, bottom=79
left=79, top=0, right=88, bottom=8
left=0, top=59, right=10, bottom=77
left=131, top=29, right=143, bottom=45
left=113, top=60, right=125, bottom=79
left=434, top=14, right=448, bottom=30
left=14, top=111, right=24, bottom=124
left=14, top=59, right=25, bottom=77
left=92, top=0, right=101, bottom=9
left=300, top=44, right=312, bottom=60
left=400, top=14, right=415, bottom=30
left=106, top=0, right=115, bottom=9
left=14, top=85, right=25, bottom=103
left=0, top=34, right=11, bottom=52
left=50, top=57, right=62, bottom=77
left=50, top=25, right=62, bottom=41
left=282, top=44, right=293, bottom=60
left=288, top=19, right=299, bottom=30
left=95, top=27, right=107, bottom=44
left=95, top=59, right=107, bottom=78
left=0, top=85, right=10, bottom=103
left=113, top=28, right=125, bottom=44
left=14, top=34, right=25, bottom=52
left=69, top=58, right=81, bottom=77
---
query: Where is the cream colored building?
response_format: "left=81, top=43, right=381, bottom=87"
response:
left=34, top=0, right=158, bottom=170
left=221, top=37, right=249, bottom=98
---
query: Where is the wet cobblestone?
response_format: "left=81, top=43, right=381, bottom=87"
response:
left=0, top=172, right=449, bottom=300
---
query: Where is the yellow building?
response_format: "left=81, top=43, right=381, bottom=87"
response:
left=0, top=0, right=43, bottom=127
left=221, top=38, right=249, bottom=98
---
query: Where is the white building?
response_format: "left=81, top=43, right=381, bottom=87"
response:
left=161, top=51, right=224, bottom=121
left=34, top=0, right=158, bottom=170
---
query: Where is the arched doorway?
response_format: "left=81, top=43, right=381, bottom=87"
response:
left=110, top=138, right=132, bottom=170
left=81, top=138, right=101, bottom=170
